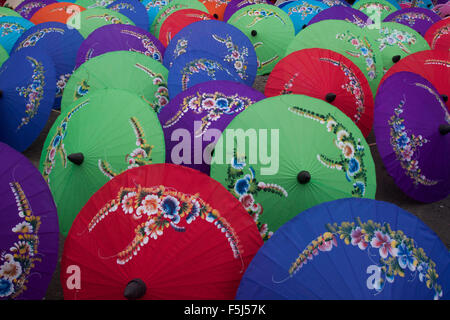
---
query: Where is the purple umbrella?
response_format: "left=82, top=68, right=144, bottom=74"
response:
left=75, top=24, right=165, bottom=69
left=0, top=142, right=59, bottom=300
left=308, top=6, right=371, bottom=28
left=383, top=8, right=442, bottom=37
left=374, top=71, right=450, bottom=203
left=158, top=80, right=265, bottom=175
left=15, top=0, right=57, bottom=20
left=223, top=0, right=272, bottom=22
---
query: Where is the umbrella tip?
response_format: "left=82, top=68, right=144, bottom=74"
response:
left=124, top=278, right=147, bottom=300
left=297, top=171, right=311, bottom=184
left=442, top=95, right=448, bottom=103
left=392, top=55, right=401, bottom=63
left=0, top=90, right=3, bottom=98
left=325, top=93, right=336, bottom=103
left=439, top=124, right=450, bottom=135
left=213, top=13, right=219, bottom=19
left=251, top=30, right=257, bottom=37
left=67, top=153, right=84, bottom=165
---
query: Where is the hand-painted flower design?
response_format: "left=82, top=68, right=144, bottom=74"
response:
left=212, top=34, right=250, bottom=81
left=397, top=242, right=418, bottom=272
left=370, top=230, right=398, bottom=259
left=351, top=226, right=369, bottom=250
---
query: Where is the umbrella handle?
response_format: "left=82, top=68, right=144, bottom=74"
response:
left=439, top=124, right=450, bottom=135
left=124, top=278, right=147, bottom=300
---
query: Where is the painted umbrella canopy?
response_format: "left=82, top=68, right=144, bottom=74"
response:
left=39, top=88, right=166, bottom=236
left=77, top=7, right=135, bottom=38
left=223, top=0, right=271, bottom=22
left=106, top=0, right=150, bottom=31
left=374, top=71, right=450, bottom=203
left=308, top=5, right=372, bottom=28
left=210, top=94, right=377, bottom=241
left=236, top=198, right=450, bottom=300
left=383, top=7, right=442, bottom=37
left=0, top=16, right=34, bottom=53
left=0, top=142, right=59, bottom=300
left=158, top=80, right=265, bottom=175
left=424, top=18, right=450, bottom=52
left=14, top=0, right=57, bottom=20
left=29, top=2, right=86, bottom=25
left=280, top=0, right=330, bottom=34
left=352, top=0, right=400, bottom=22
left=0, top=7, right=22, bottom=18
left=61, top=163, right=263, bottom=299
left=61, top=50, right=169, bottom=113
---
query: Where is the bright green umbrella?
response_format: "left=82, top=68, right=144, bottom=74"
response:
left=75, top=0, right=115, bottom=8
left=365, top=22, right=430, bottom=74
left=61, top=51, right=169, bottom=113
left=0, top=7, right=22, bottom=18
left=286, top=20, right=383, bottom=97
left=78, top=8, right=135, bottom=38
left=209, top=94, right=376, bottom=241
left=228, top=4, right=295, bottom=76
left=150, top=0, right=208, bottom=38
left=352, top=0, right=399, bottom=23
left=0, top=45, right=8, bottom=67
left=40, top=88, right=166, bottom=236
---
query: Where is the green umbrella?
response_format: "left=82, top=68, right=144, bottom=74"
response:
left=75, top=0, right=115, bottom=8
left=40, top=88, right=166, bottom=236
left=209, top=94, right=376, bottom=241
left=78, top=8, right=135, bottom=38
left=227, top=4, right=295, bottom=76
left=352, top=0, right=399, bottom=23
left=150, top=0, right=208, bottom=38
left=0, top=45, right=8, bottom=67
left=365, top=22, right=430, bottom=74
left=61, top=51, right=169, bottom=113
left=286, top=20, right=383, bottom=97
left=0, top=7, right=22, bottom=18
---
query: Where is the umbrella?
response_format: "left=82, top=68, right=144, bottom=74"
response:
left=142, top=0, right=171, bottom=28
left=60, top=163, right=263, bottom=300
left=75, top=24, right=165, bottom=69
left=0, top=48, right=56, bottom=152
left=0, top=16, right=34, bottom=53
left=379, top=50, right=449, bottom=110
left=374, top=71, right=449, bottom=203
left=163, top=20, right=258, bottom=87
left=150, top=0, right=208, bottom=38
left=352, top=0, right=400, bottom=22
left=0, top=6, right=22, bottom=17
left=77, top=8, right=135, bottom=38
left=29, top=2, right=86, bottom=25
left=158, top=8, right=213, bottom=47
left=3, top=0, right=25, bottom=9
left=15, top=0, right=57, bottom=20
left=106, top=0, right=150, bottom=31
left=0, top=45, right=8, bottom=67
left=75, top=0, right=115, bottom=8
left=199, top=0, right=231, bottom=20
left=167, top=50, right=243, bottom=100
left=286, top=19, right=384, bottom=97
left=424, top=18, right=450, bottom=52
left=280, top=0, right=330, bottom=34
left=235, top=198, right=450, bottom=300
left=383, top=7, right=442, bottom=37
left=265, top=48, right=374, bottom=137
left=308, top=5, right=372, bottom=28
left=223, top=0, right=271, bottom=22
left=0, top=142, right=59, bottom=300
left=158, top=80, right=265, bottom=175
left=365, top=21, right=431, bottom=74
left=210, top=94, right=376, bottom=241
left=12, top=22, right=84, bottom=109
left=62, top=51, right=169, bottom=112
left=397, top=0, right=434, bottom=9
left=227, top=3, right=296, bottom=75
left=40, top=88, right=166, bottom=236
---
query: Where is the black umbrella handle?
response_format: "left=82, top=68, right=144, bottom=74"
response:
left=124, top=278, right=147, bottom=300
left=439, top=124, right=450, bottom=135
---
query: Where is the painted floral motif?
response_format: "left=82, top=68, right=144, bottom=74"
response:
left=388, top=97, right=438, bottom=186
left=225, top=148, right=288, bottom=241
left=286, top=2, right=324, bottom=19
left=181, top=58, right=235, bottom=92
left=42, top=100, right=90, bottom=185
left=108, top=3, right=136, bottom=13
left=134, top=63, right=169, bottom=112
left=163, top=91, right=255, bottom=137
left=289, top=107, right=369, bottom=197
left=201, top=0, right=230, bottom=7
left=15, top=56, right=46, bottom=131
left=98, top=117, right=154, bottom=179
left=212, top=34, right=250, bottom=81
left=358, top=3, right=393, bottom=14
left=429, top=25, right=449, bottom=50
left=423, top=59, right=450, bottom=68
left=56, top=73, right=72, bottom=99
left=120, top=29, right=163, bottom=62
left=152, top=4, right=185, bottom=34
left=16, top=3, right=46, bottom=18
left=85, top=13, right=130, bottom=25
left=14, top=27, right=65, bottom=51
left=235, top=8, right=286, bottom=27
left=391, top=12, right=434, bottom=27
left=0, top=22, right=26, bottom=37
left=145, top=0, right=168, bottom=10
left=73, top=79, right=90, bottom=101
left=172, top=38, right=188, bottom=62
left=346, top=15, right=369, bottom=28
left=336, top=31, right=377, bottom=80
left=281, top=217, right=444, bottom=300
left=86, top=185, right=244, bottom=267
left=374, top=27, right=417, bottom=55
left=0, top=182, right=41, bottom=299
left=321, top=0, right=345, bottom=6
left=86, top=0, right=114, bottom=8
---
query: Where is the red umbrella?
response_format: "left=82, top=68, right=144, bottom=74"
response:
left=425, top=18, right=450, bottom=52
left=159, top=9, right=213, bottom=47
left=60, top=164, right=263, bottom=300
left=265, top=48, right=374, bottom=137
left=199, top=0, right=230, bottom=20
left=379, top=50, right=450, bottom=110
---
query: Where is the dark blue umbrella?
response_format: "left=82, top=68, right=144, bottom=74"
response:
left=167, top=50, right=243, bottom=100
left=12, top=22, right=84, bottom=110
left=0, top=48, right=56, bottom=152
left=107, top=0, right=150, bottom=31
left=0, top=16, right=34, bottom=53
left=163, top=20, right=257, bottom=87
left=236, top=198, right=450, bottom=300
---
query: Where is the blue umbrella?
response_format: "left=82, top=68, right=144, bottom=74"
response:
left=281, top=0, right=330, bottom=34
left=0, top=16, right=34, bottom=53
left=107, top=0, right=150, bottom=31
left=236, top=198, right=450, bottom=300
left=167, top=50, right=244, bottom=100
left=0, top=48, right=56, bottom=152
left=12, top=22, right=84, bottom=110
left=164, top=20, right=257, bottom=87
left=142, top=0, right=171, bottom=28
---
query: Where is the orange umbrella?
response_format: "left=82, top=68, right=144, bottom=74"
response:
left=29, top=2, right=86, bottom=26
left=198, top=0, right=230, bottom=21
